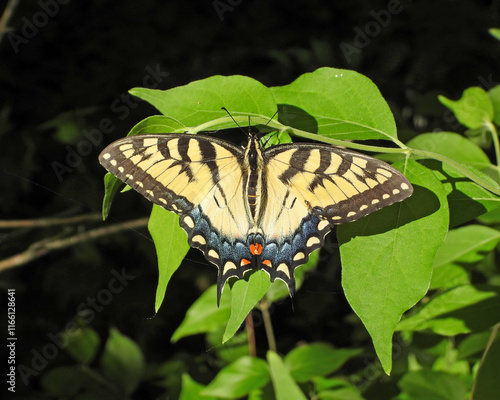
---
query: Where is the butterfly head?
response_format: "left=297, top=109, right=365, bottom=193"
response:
left=221, top=107, right=279, bottom=149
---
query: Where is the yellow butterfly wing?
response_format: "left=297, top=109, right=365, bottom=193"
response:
left=255, top=143, right=413, bottom=291
left=99, top=134, right=256, bottom=295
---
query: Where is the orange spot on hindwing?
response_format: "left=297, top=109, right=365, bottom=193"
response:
left=262, top=259, right=272, bottom=267
left=249, top=243, right=262, bottom=255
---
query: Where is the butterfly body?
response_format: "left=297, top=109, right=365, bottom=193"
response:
left=99, top=132, right=413, bottom=303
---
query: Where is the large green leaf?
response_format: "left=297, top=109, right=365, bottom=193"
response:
left=408, top=132, right=491, bottom=170
left=430, top=225, right=500, bottom=290
left=284, top=343, right=361, bottom=382
left=338, top=160, right=449, bottom=374
left=171, top=285, right=231, bottom=342
left=100, top=328, right=145, bottom=395
left=149, top=205, right=190, bottom=312
left=420, top=159, right=500, bottom=227
left=438, top=87, right=494, bottom=129
left=270, top=67, right=397, bottom=141
left=397, top=284, right=500, bottom=336
left=201, top=356, right=270, bottom=398
left=267, top=351, right=307, bottom=400
left=223, top=271, right=271, bottom=343
left=398, top=370, right=467, bottom=400
left=130, top=75, right=277, bottom=129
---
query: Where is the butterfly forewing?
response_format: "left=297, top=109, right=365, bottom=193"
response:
left=264, top=143, right=413, bottom=224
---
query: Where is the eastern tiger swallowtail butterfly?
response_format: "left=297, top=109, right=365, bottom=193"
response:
left=99, top=130, right=413, bottom=303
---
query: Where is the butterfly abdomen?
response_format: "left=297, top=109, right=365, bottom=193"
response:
left=245, top=137, right=266, bottom=220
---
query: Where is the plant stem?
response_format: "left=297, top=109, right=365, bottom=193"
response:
left=469, top=323, right=500, bottom=399
left=245, top=312, right=256, bottom=357
left=484, top=120, right=500, bottom=181
left=259, top=297, right=277, bottom=353
left=187, top=115, right=500, bottom=196
left=410, top=148, right=500, bottom=196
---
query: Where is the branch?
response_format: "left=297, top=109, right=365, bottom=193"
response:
left=245, top=312, right=256, bottom=357
left=0, top=0, right=20, bottom=45
left=0, top=213, right=102, bottom=229
left=258, top=297, right=277, bottom=352
left=0, top=217, right=149, bottom=271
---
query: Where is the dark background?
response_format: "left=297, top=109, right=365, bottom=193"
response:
left=1, top=0, right=499, bottom=398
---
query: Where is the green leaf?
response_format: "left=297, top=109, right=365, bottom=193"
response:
left=149, top=205, right=191, bottom=313
left=317, top=387, right=365, bottom=400
left=101, top=172, right=124, bottom=220
left=180, top=373, right=218, bottom=400
left=338, top=160, right=449, bottom=374
left=284, top=343, right=361, bottom=382
left=438, top=87, right=494, bottom=129
left=471, top=329, right=500, bottom=400
left=40, top=366, right=89, bottom=396
left=100, top=327, right=145, bottom=395
left=271, top=67, right=397, bottom=141
left=127, top=114, right=186, bottom=135
left=397, top=284, right=500, bottom=335
left=64, top=326, right=100, bottom=364
left=267, top=351, right=307, bottom=400
left=408, top=132, right=491, bottom=170
left=398, top=370, right=467, bottom=400
left=420, top=159, right=500, bottom=227
left=152, top=359, right=185, bottom=395
left=223, top=271, right=271, bottom=343
left=171, top=285, right=231, bottom=342
left=488, top=85, right=500, bottom=125
left=208, top=329, right=249, bottom=364
left=430, top=225, right=500, bottom=290
left=201, top=356, right=270, bottom=398
left=130, top=75, right=277, bottom=129
left=489, top=28, right=500, bottom=41
left=457, top=331, right=491, bottom=359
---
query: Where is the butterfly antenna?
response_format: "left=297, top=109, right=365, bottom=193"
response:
left=265, top=108, right=279, bottom=127
left=221, top=107, right=248, bottom=136
left=261, top=109, right=280, bottom=147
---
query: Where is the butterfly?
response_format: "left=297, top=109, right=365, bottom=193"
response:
left=99, top=130, right=413, bottom=304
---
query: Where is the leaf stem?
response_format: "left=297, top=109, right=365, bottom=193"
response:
left=259, top=297, right=277, bottom=353
left=410, top=148, right=500, bottom=196
left=484, top=120, right=500, bottom=181
left=287, top=126, right=408, bottom=153
left=186, top=116, right=500, bottom=196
